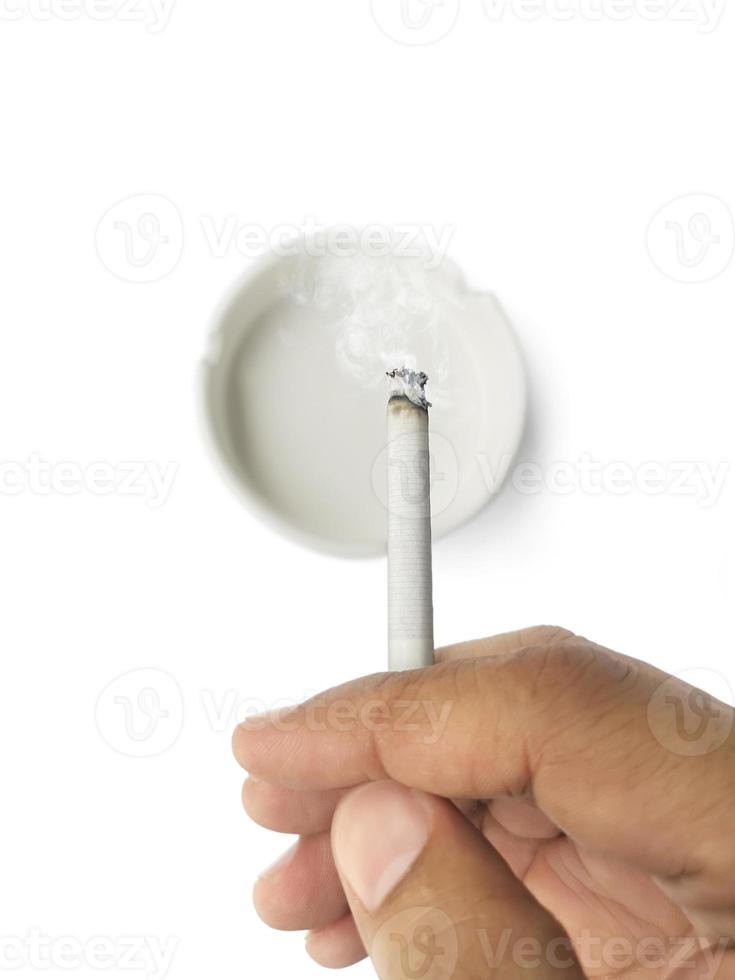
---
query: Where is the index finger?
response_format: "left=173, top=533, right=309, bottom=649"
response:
left=233, top=635, right=735, bottom=911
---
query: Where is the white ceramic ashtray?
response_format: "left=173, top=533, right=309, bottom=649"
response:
left=202, top=243, right=526, bottom=557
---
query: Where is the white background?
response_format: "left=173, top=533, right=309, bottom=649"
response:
left=1, top=1, right=734, bottom=977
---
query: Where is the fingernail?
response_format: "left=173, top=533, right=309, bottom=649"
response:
left=332, top=781, right=431, bottom=912
left=257, top=842, right=297, bottom=881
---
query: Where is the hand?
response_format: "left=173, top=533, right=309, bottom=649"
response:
left=232, top=626, right=735, bottom=978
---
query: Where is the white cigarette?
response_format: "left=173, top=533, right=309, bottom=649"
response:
left=386, top=368, right=435, bottom=671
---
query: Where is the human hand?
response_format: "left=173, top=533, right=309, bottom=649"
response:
left=233, top=627, right=735, bottom=978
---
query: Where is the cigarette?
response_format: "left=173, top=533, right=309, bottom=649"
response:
left=386, top=368, right=435, bottom=671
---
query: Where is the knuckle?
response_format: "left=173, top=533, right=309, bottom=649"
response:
left=525, top=624, right=577, bottom=646
left=523, top=638, right=633, bottom=706
left=509, top=640, right=641, bottom=765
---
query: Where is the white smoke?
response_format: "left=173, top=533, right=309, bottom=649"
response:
left=280, top=245, right=468, bottom=402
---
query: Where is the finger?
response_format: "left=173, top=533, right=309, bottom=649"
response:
left=331, top=780, right=584, bottom=979
left=239, top=628, right=574, bottom=839
left=253, top=832, right=347, bottom=932
left=234, top=637, right=735, bottom=910
left=242, top=778, right=346, bottom=834
left=489, top=797, right=560, bottom=839
left=306, top=913, right=366, bottom=969
left=436, top=625, right=575, bottom=663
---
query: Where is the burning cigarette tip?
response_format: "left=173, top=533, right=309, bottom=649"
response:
left=386, top=367, right=431, bottom=410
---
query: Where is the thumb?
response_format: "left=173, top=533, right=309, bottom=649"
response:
left=331, top=781, right=584, bottom=979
